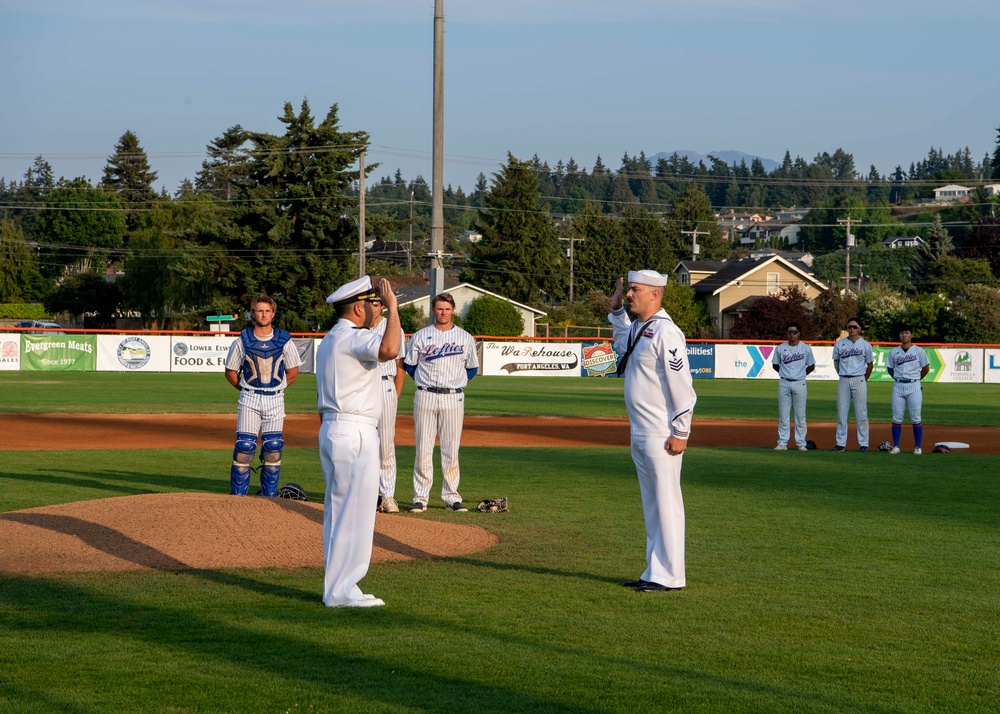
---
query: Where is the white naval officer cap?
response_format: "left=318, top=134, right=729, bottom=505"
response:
left=326, top=275, right=379, bottom=306
left=627, top=270, right=668, bottom=287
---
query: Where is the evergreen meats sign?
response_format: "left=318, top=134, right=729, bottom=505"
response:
left=22, top=334, right=97, bottom=371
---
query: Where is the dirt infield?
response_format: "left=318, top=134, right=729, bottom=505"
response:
left=4, top=413, right=999, bottom=453
left=3, top=414, right=995, bottom=575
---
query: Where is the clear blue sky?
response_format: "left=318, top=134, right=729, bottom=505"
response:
left=2, top=0, right=998, bottom=195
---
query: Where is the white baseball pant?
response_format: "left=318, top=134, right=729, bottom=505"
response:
left=237, top=390, right=285, bottom=434
left=412, top=390, right=464, bottom=506
left=631, top=434, right=686, bottom=589
left=777, top=379, right=808, bottom=447
left=836, top=376, right=869, bottom=448
left=892, top=382, right=923, bottom=424
left=378, top=378, right=399, bottom=498
left=320, top=415, right=380, bottom=607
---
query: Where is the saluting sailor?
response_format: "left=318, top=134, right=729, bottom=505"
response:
left=224, top=295, right=301, bottom=497
left=316, top=275, right=401, bottom=608
left=610, top=271, right=697, bottom=593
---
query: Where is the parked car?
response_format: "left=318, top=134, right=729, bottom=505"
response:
left=14, top=320, right=63, bottom=333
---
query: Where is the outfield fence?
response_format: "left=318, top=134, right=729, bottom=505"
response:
left=2, top=329, right=999, bottom=383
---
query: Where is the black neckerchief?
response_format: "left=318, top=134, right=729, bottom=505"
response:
left=616, top=317, right=661, bottom=377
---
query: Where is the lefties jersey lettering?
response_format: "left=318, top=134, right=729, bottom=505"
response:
left=405, top=324, right=478, bottom=388
left=609, top=308, right=697, bottom=439
left=886, top=344, right=929, bottom=380
left=832, top=337, right=873, bottom=377
left=772, top=341, right=816, bottom=380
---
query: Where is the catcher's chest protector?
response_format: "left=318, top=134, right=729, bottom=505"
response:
left=241, top=328, right=291, bottom=388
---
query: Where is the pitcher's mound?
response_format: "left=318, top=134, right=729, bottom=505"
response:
left=0, top=493, right=499, bottom=574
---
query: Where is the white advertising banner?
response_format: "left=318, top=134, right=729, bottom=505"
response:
left=169, top=335, right=238, bottom=372
left=0, top=333, right=21, bottom=370
left=934, top=348, right=983, bottom=383
left=714, top=343, right=838, bottom=380
left=481, top=341, right=581, bottom=376
left=96, top=335, right=172, bottom=372
left=985, top=349, right=1000, bottom=384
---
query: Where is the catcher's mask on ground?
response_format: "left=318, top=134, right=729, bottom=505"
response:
left=277, top=483, right=309, bottom=501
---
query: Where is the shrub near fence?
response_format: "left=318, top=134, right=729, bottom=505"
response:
left=0, top=303, right=51, bottom=322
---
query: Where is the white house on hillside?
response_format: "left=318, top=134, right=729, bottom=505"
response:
left=933, top=185, right=972, bottom=202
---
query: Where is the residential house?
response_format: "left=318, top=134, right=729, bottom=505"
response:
left=984, top=184, right=1000, bottom=198
left=748, top=249, right=814, bottom=269
left=672, top=260, right=727, bottom=287
left=458, top=230, right=483, bottom=244
left=684, top=255, right=828, bottom=337
left=394, top=282, right=545, bottom=337
left=738, top=220, right=802, bottom=247
left=933, top=185, right=972, bottom=202
left=881, top=236, right=927, bottom=249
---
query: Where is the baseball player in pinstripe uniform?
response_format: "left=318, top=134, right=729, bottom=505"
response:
left=372, top=312, right=406, bottom=513
left=771, top=321, right=816, bottom=451
left=404, top=292, right=479, bottom=513
left=224, top=296, right=302, bottom=496
left=610, top=271, right=697, bottom=593
left=831, top=317, right=874, bottom=452
left=886, top=325, right=930, bottom=455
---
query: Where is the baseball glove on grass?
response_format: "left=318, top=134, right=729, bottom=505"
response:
left=877, top=441, right=893, bottom=452
left=477, top=497, right=508, bottom=513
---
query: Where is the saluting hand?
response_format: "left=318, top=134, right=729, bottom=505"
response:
left=611, top=277, right=624, bottom=312
left=378, top=278, right=397, bottom=311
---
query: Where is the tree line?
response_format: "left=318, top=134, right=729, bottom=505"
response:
left=1, top=102, right=999, bottom=337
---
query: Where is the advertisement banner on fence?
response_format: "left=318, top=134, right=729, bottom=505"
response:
left=0, top=333, right=21, bottom=370
left=292, top=338, right=315, bottom=375
left=20, top=334, right=97, bottom=371
left=932, top=348, right=983, bottom=383
left=169, top=335, right=237, bottom=372
left=869, top=346, right=944, bottom=382
left=985, top=349, right=1000, bottom=383
left=714, top=343, right=840, bottom=380
left=96, top=335, right=172, bottom=372
left=482, top=341, right=581, bottom=376
left=581, top=342, right=619, bottom=377
left=687, top=344, right=715, bottom=379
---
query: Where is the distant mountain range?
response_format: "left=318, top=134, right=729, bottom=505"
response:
left=649, top=149, right=780, bottom=173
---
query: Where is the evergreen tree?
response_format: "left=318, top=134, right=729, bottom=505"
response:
left=195, top=125, right=249, bottom=200
left=463, top=153, right=563, bottom=305
left=35, top=178, right=127, bottom=277
left=993, top=125, right=1000, bottom=180
left=666, top=184, right=728, bottom=260
left=102, top=130, right=159, bottom=232
left=0, top=218, right=37, bottom=301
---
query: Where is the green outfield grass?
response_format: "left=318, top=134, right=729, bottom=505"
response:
left=2, top=446, right=998, bottom=712
left=2, top=372, right=1000, bottom=425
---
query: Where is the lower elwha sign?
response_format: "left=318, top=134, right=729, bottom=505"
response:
left=481, top=341, right=582, bottom=376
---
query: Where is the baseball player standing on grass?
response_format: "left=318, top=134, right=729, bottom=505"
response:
left=771, top=321, right=816, bottom=451
left=886, top=325, right=930, bottom=455
left=316, top=275, right=401, bottom=608
left=831, top=316, right=874, bottom=452
left=224, top=295, right=301, bottom=496
left=610, top=271, right=696, bottom=593
left=404, top=292, right=479, bottom=514
left=372, top=309, right=406, bottom=513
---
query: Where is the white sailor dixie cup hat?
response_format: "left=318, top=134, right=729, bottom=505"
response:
left=326, top=276, right=380, bottom=306
left=627, top=270, right=668, bottom=287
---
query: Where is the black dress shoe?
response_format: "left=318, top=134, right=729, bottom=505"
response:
left=636, top=582, right=684, bottom=592
left=622, top=579, right=649, bottom=588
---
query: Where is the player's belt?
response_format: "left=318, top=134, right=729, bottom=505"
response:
left=895, top=378, right=917, bottom=383
left=381, top=376, right=392, bottom=380
left=780, top=378, right=802, bottom=381
left=246, top=389, right=280, bottom=395
left=321, top=413, right=378, bottom=427
left=417, top=386, right=463, bottom=394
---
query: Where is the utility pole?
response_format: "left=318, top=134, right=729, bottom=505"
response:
left=559, top=234, right=584, bottom=304
left=358, top=149, right=366, bottom=278
left=680, top=229, right=709, bottom=261
left=408, top=190, right=414, bottom=272
left=429, top=0, right=445, bottom=298
left=837, top=215, right=859, bottom=293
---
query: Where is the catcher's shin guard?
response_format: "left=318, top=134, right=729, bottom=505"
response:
left=231, top=432, right=258, bottom=495
left=260, top=432, right=284, bottom=497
